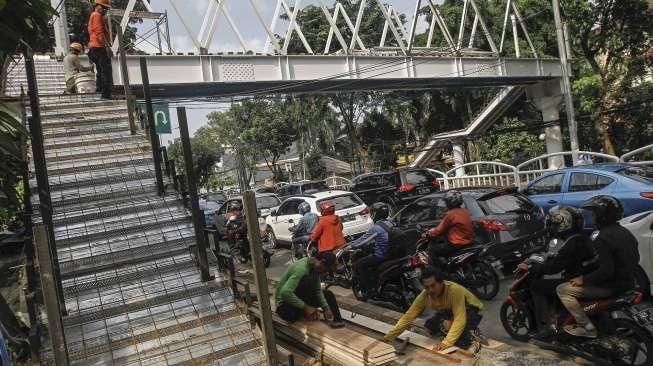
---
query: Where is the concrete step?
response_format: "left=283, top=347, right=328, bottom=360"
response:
left=41, top=104, right=128, bottom=119
left=59, top=233, right=194, bottom=279
left=41, top=99, right=125, bottom=112
left=43, top=121, right=131, bottom=139
left=41, top=112, right=130, bottom=129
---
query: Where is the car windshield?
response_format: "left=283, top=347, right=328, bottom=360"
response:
left=207, top=193, right=227, bottom=202
left=477, top=193, right=537, bottom=215
left=318, top=194, right=362, bottom=211
left=256, top=196, right=281, bottom=209
left=404, top=170, right=432, bottom=185
left=617, top=166, right=653, bottom=184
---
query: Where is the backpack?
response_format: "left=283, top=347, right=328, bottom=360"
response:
left=376, top=221, right=407, bottom=259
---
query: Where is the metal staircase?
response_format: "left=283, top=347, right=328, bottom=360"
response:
left=6, top=57, right=264, bottom=365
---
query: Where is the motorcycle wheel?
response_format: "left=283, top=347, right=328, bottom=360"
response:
left=499, top=301, right=533, bottom=342
left=351, top=276, right=368, bottom=301
left=611, top=318, right=653, bottom=366
left=467, top=261, right=500, bottom=300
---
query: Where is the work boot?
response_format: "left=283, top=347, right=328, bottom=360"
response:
left=563, top=324, right=597, bottom=338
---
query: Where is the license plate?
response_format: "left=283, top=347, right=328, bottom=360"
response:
left=341, top=214, right=356, bottom=223
left=418, top=187, right=430, bottom=195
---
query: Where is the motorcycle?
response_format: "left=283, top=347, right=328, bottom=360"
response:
left=415, top=231, right=500, bottom=300
left=500, top=262, right=653, bottom=366
left=225, top=214, right=272, bottom=268
left=350, top=242, right=431, bottom=312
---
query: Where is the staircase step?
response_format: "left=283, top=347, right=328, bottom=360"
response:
left=37, top=165, right=156, bottom=192
left=45, top=152, right=153, bottom=176
left=59, top=235, right=194, bottom=278
left=41, top=99, right=125, bottom=112
left=41, top=177, right=159, bottom=209
left=43, top=121, right=131, bottom=139
left=54, top=211, right=190, bottom=249
left=62, top=279, right=228, bottom=327
left=52, top=193, right=171, bottom=226
left=41, top=112, right=129, bottom=129
left=44, top=133, right=148, bottom=155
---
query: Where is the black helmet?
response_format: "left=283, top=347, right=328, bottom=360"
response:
left=546, top=205, right=584, bottom=236
left=228, top=200, right=243, bottom=212
left=370, top=202, right=390, bottom=222
left=581, top=195, right=623, bottom=228
left=298, top=201, right=311, bottom=215
left=444, top=190, right=463, bottom=209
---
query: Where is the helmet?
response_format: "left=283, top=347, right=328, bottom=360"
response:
left=443, top=190, right=463, bottom=209
left=228, top=201, right=243, bottom=212
left=370, top=202, right=390, bottom=222
left=94, top=0, right=111, bottom=8
left=298, top=201, right=311, bottom=215
left=319, top=201, right=335, bottom=216
left=546, top=205, right=584, bottom=236
left=69, top=42, right=83, bottom=52
left=581, top=195, right=623, bottom=228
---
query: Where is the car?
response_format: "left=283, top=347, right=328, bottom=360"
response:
left=620, top=210, right=653, bottom=297
left=351, top=168, right=441, bottom=210
left=213, top=193, right=282, bottom=238
left=523, top=164, right=653, bottom=226
left=264, top=190, right=373, bottom=248
left=276, top=180, right=330, bottom=200
left=391, top=187, right=546, bottom=269
left=206, top=191, right=227, bottom=205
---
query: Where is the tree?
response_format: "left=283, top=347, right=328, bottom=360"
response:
left=166, top=125, right=223, bottom=189
left=241, top=99, right=297, bottom=183
left=305, top=151, right=327, bottom=180
left=359, top=110, right=403, bottom=170
left=474, top=118, right=546, bottom=165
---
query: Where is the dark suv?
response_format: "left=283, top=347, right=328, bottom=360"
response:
left=351, top=169, right=441, bottom=209
left=276, top=180, right=330, bottom=200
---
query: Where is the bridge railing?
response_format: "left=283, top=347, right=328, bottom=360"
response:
left=444, top=161, right=521, bottom=189
left=620, top=144, right=653, bottom=167
left=325, top=176, right=352, bottom=191
left=516, top=151, right=620, bottom=185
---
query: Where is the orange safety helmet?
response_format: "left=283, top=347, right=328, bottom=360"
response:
left=94, top=0, right=111, bottom=8
left=69, top=42, right=84, bottom=52
left=319, top=201, right=335, bottom=216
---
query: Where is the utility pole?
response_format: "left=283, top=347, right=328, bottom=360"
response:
left=552, top=0, right=579, bottom=162
left=242, top=191, right=278, bottom=366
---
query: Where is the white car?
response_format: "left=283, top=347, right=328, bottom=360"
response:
left=620, top=211, right=653, bottom=297
left=265, top=190, right=373, bottom=248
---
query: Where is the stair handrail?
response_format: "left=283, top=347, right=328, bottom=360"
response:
left=620, top=144, right=653, bottom=166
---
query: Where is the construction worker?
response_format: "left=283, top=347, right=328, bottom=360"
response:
left=309, top=201, right=346, bottom=254
left=384, top=266, right=484, bottom=351
left=63, top=42, right=94, bottom=94
left=87, top=0, right=113, bottom=99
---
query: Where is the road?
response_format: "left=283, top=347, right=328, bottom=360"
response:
left=261, top=247, right=587, bottom=365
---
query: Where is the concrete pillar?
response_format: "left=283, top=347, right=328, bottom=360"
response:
left=452, top=142, right=465, bottom=177
left=528, top=80, right=565, bottom=169
left=51, top=0, right=70, bottom=56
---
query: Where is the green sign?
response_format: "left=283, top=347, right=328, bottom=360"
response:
left=137, top=101, right=171, bottom=134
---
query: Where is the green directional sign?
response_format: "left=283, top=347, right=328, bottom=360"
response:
left=152, top=102, right=171, bottom=134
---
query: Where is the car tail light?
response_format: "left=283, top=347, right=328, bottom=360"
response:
left=398, top=184, right=416, bottom=193
left=359, top=207, right=370, bottom=216
left=641, top=192, right=653, bottom=199
left=479, top=219, right=509, bottom=232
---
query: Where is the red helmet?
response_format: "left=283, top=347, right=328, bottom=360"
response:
left=319, top=201, right=335, bottom=215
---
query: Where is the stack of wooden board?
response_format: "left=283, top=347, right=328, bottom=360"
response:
left=276, top=319, right=397, bottom=366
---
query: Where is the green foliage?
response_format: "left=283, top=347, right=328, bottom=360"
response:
left=305, top=151, right=327, bottom=180
left=166, top=125, right=224, bottom=189
left=0, top=101, right=26, bottom=231
left=359, top=110, right=403, bottom=170
left=206, top=173, right=236, bottom=191
left=475, top=119, right=546, bottom=166
left=0, top=0, right=55, bottom=63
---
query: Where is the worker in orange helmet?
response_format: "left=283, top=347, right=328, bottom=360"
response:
left=87, top=0, right=113, bottom=99
left=309, top=201, right=346, bottom=254
left=63, top=42, right=94, bottom=94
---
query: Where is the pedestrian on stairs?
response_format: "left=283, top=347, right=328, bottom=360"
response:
left=87, top=0, right=113, bottom=99
left=275, top=252, right=346, bottom=328
left=63, top=42, right=94, bottom=94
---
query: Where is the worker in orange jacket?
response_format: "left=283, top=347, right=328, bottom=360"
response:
left=424, top=190, right=474, bottom=260
left=87, top=0, right=113, bottom=99
left=310, top=201, right=346, bottom=254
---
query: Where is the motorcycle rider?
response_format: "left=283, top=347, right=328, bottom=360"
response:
left=384, top=266, right=483, bottom=351
left=291, top=201, right=319, bottom=258
left=517, top=205, right=595, bottom=341
left=424, top=190, right=474, bottom=260
left=276, top=251, right=346, bottom=328
left=225, top=201, right=248, bottom=258
left=350, top=202, right=393, bottom=298
left=556, top=196, right=639, bottom=338
left=310, top=201, right=346, bottom=254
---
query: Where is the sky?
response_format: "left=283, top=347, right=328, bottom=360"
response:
left=131, top=0, right=435, bottom=145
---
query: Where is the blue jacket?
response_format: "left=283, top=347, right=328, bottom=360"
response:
left=350, top=219, right=392, bottom=259
left=293, top=212, right=319, bottom=238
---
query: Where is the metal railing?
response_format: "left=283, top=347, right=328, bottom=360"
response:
left=620, top=144, right=653, bottom=166
left=325, top=175, right=352, bottom=191
left=444, top=161, right=520, bottom=188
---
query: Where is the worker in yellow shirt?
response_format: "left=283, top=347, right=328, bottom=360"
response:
left=383, top=266, right=484, bottom=351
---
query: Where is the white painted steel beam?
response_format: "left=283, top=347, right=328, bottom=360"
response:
left=113, top=55, right=561, bottom=92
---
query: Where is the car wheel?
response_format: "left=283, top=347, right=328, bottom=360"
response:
left=267, top=228, right=278, bottom=249
left=635, top=265, right=650, bottom=299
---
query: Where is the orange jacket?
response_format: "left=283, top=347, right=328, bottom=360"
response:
left=428, top=208, right=474, bottom=246
left=87, top=10, right=108, bottom=49
left=310, top=214, right=345, bottom=253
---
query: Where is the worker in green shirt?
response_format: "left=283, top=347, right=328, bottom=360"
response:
left=384, top=266, right=484, bottom=351
left=275, top=252, right=345, bottom=328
